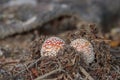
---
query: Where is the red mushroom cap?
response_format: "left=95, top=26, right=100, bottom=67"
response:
left=41, top=37, right=65, bottom=57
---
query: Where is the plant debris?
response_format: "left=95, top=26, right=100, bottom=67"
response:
left=0, top=21, right=120, bottom=80
left=0, top=0, right=120, bottom=80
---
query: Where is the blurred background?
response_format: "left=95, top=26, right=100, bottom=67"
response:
left=0, top=0, right=120, bottom=50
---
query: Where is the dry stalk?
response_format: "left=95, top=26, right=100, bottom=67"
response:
left=34, top=67, right=62, bottom=80
left=79, top=65, right=94, bottom=80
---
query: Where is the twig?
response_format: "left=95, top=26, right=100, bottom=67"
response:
left=74, top=72, right=83, bottom=80
left=111, top=65, right=120, bottom=74
left=0, top=59, right=20, bottom=68
left=23, top=64, right=33, bottom=80
left=35, top=59, right=63, bottom=80
left=42, top=79, right=57, bottom=80
left=34, top=68, right=62, bottom=80
left=110, top=49, right=120, bottom=58
left=79, top=65, right=94, bottom=80
left=92, top=39, right=111, bottom=43
left=14, top=57, right=42, bottom=76
left=66, top=73, right=73, bottom=80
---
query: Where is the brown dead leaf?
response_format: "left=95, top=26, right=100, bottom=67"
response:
left=109, top=40, right=120, bottom=47
left=31, top=68, right=39, bottom=77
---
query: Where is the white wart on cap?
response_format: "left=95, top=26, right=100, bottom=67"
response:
left=41, top=37, right=65, bottom=57
left=70, top=38, right=95, bottom=64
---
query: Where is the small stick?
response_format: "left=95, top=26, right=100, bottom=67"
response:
left=14, top=58, right=42, bottom=76
left=34, top=68, right=62, bottom=80
left=0, top=59, right=20, bottom=68
left=79, top=66, right=94, bottom=80
left=35, top=59, right=63, bottom=80
left=23, top=64, right=34, bottom=80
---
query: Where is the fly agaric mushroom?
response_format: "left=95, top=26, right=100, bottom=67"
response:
left=70, top=38, right=95, bottom=64
left=41, top=37, right=65, bottom=57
